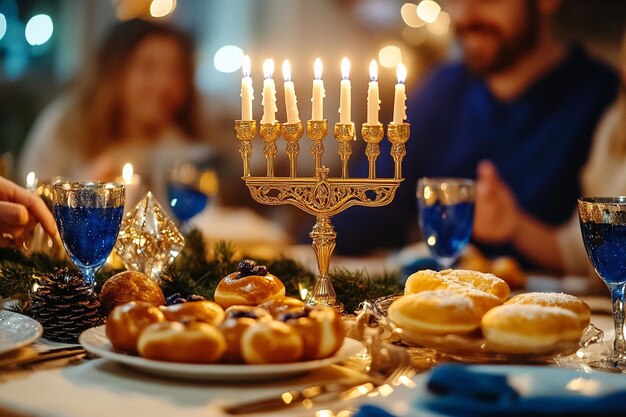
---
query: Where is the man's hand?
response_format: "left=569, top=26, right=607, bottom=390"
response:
left=473, top=160, right=520, bottom=243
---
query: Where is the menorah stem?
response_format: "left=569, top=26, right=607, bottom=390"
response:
left=339, top=143, right=352, bottom=179
left=366, top=143, right=380, bottom=179
left=308, top=214, right=339, bottom=308
left=391, top=143, right=406, bottom=179
left=239, top=141, right=252, bottom=177
left=260, top=123, right=281, bottom=178
left=311, top=141, right=324, bottom=175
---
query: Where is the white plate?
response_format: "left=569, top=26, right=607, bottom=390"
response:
left=0, top=310, right=43, bottom=355
left=79, top=325, right=364, bottom=381
left=362, top=365, right=626, bottom=417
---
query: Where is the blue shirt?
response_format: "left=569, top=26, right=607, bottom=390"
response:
left=333, top=45, right=618, bottom=265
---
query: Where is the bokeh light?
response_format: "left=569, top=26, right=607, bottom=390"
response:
left=24, top=14, right=53, bottom=46
left=213, top=45, right=244, bottom=73
left=0, top=14, right=6, bottom=41
left=401, top=3, right=425, bottom=28
left=416, top=0, right=441, bottom=24
left=428, top=11, right=450, bottom=35
left=150, top=0, right=176, bottom=18
left=378, top=45, right=402, bottom=68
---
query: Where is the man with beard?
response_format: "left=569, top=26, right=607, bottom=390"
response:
left=333, top=0, right=618, bottom=266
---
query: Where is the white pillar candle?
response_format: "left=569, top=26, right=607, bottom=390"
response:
left=240, top=55, right=253, bottom=121
left=118, top=163, right=142, bottom=211
left=282, top=60, right=300, bottom=124
left=261, top=59, right=277, bottom=124
left=339, top=57, right=351, bottom=124
left=392, top=63, right=407, bottom=125
left=311, top=58, right=325, bottom=121
left=366, top=59, right=380, bottom=125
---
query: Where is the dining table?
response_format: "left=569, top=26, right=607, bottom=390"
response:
left=0, top=274, right=619, bottom=417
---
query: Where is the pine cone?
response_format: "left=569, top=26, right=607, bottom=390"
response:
left=30, top=267, right=104, bottom=343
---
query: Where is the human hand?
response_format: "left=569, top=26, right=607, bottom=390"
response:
left=473, top=160, right=520, bottom=243
left=0, top=176, right=57, bottom=247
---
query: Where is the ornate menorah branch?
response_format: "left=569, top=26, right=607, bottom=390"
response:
left=235, top=119, right=410, bottom=310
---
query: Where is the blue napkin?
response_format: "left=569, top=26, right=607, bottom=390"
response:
left=354, top=364, right=626, bottom=417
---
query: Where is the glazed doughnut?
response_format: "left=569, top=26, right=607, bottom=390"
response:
left=482, top=304, right=582, bottom=354
left=279, top=306, right=345, bottom=360
left=219, top=306, right=272, bottom=363
left=388, top=290, right=481, bottom=335
left=137, top=321, right=226, bottom=363
left=257, top=297, right=305, bottom=318
left=100, top=271, right=165, bottom=314
left=160, top=301, right=225, bottom=326
left=241, top=321, right=303, bottom=364
left=506, top=292, right=591, bottom=328
left=214, top=272, right=285, bottom=308
left=404, top=269, right=510, bottom=301
left=105, top=301, right=165, bottom=354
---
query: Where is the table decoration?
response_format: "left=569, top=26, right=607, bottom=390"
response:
left=235, top=57, right=410, bottom=310
left=0, top=310, right=43, bottom=355
left=29, top=267, right=103, bottom=343
left=1, top=231, right=402, bottom=316
left=115, top=192, right=185, bottom=281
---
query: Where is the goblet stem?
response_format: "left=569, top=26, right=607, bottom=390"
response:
left=609, top=283, right=626, bottom=356
left=80, top=266, right=98, bottom=288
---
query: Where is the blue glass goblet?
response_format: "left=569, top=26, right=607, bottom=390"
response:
left=579, top=197, right=626, bottom=372
left=167, top=160, right=218, bottom=230
left=417, top=178, right=475, bottom=270
left=53, top=182, right=125, bottom=286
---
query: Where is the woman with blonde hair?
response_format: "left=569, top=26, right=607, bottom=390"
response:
left=19, top=19, right=208, bottom=197
left=473, top=32, right=626, bottom=278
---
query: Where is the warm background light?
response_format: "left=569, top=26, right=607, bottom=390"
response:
left=428, top=11, right=450, bottom=36
left=402, top=27, right=427, bottom=46
left=416, top=0, right=441, bottom=24
left=213, top=45, right=244, bottom=73
left=24, top=14, right=53, bottom=46
left=401, top=3, right=425, bottom=28
left=122, top=163, right=133, bottom=183
left=378, top=45, right=402, bottom=68
left=149, top=0, right=176, bottom=18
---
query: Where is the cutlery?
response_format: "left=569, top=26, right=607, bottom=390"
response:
left=0, top=346, right=88, bottom=370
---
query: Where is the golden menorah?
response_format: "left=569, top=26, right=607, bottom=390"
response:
left=234, top=118, right=409, bottom=310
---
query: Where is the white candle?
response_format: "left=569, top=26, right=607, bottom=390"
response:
left=261, top=59, right=277, bottom=124
left=282, top=60, right=300, bottom=124
left=119, top=163, right=142, bottom=211
left=311, top=58, right=325, bottom=121
left=366, top=59, right=380, bottom=125
left=339, top=57, right=351, bottom=124
left=240, top=55, right=253, bottom=121
left=392, top=63, right=407, bottom=125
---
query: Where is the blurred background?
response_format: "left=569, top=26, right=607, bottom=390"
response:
left=0, top=0, right=624, bottom=251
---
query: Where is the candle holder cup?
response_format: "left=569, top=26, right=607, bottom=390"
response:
left=235, top=119, right=409, bottom=312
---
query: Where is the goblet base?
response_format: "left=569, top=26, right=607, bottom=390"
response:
left=588, top=354, right=626, bottom=373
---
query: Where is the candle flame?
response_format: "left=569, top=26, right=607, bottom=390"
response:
left=122, top=163, right=134, bottom=184
left=341, top=57, right=350, bottom=80
left=314, top=58, right=322, bottom=80
left=26, top=171, right=37, bottom=189
left=397, top=63, right=407, bottom=84
left=282, top=60, right=291, bottom=82
left=369, top=59, right=378, bottom=82
left=242, top=55, right=251, bottom=77
left=263, top=59, right=274, bottom=80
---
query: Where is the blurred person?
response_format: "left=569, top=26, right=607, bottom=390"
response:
left=0, top=176, right=57, bottom=247
left=18, top=19, right=208, bottom=200
left=474, top=31, right=626, bottom=276
left=333, top=0, right=618, bottom=267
